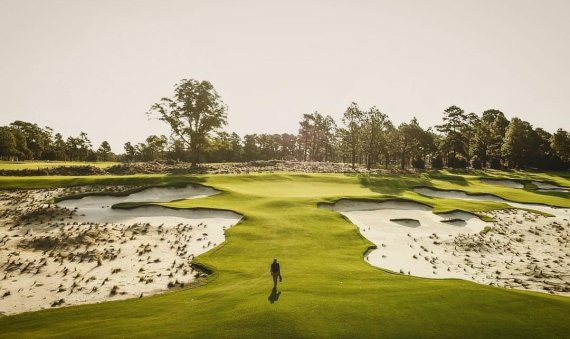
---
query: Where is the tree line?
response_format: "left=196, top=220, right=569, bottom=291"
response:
left=1, top=79, right=569, bottom=170
left=207, top=104, right=568, bottom=170
left=0, top=121, right=114, bottom=162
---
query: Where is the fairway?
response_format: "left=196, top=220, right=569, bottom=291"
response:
left=1, top=171, right=570, bottom=338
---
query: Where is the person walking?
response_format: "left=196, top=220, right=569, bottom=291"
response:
left=270, top=258, right=282, bottom=288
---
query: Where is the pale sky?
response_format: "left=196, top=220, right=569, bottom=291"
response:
left=1, top=0, right=569, bottom=151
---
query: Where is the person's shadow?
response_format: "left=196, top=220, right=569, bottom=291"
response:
left=268, top=287, right=281, bottom=304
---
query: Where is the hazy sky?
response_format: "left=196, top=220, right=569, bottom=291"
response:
left=1, top=0, right=569, bottom=151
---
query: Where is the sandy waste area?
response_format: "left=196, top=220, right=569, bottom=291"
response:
left=326, top=191, right=570, bottom=296
left=0, top=185, right=241, bottom=315
left=2, top=182, right=568, bottom=315
left=531, top=181, right=570, bottom=193
left=481, top=177, right=570, bottom=193
left=480, top=178, right=524, bottom=189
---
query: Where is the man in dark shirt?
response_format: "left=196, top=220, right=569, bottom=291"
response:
left=270, top=258, right=281, bottom=288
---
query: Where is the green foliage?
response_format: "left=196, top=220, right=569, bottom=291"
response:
left=431, top=155, right=444, bottom=169
left=0, top=126, right=17, bottom=159
left=436, top=105, right=468, bottom=159
left=65, top=132, right=93, bottom=161
left=447, top=154, right=468, bottom=169
left=471, top=109, right=509, bottom=167
left=551, top=129, right=570, bottom=165
left=298, top=112, right=336, bottom=162
left=9, top=120, right=52, bottom=160
left=123, top=135, right=169, bottom=162
left=396, top=118, right=434, bottom=169
left=470, top=155, right=482, bottom=169
left=240, top=133, right=298, bottom=161
left=411, top=158, right=425, bottom=169
left=501, top=118, right=534, bottom=168
left=147, top=79, right=228, bottom=166
left=341, top=102, right=364, bottom=168
left=1, top=99, right=569, bottom=170
left=96, top=141, right=113, bottom=162
left=205, top=131, right=243, bottom=162
left=361, top=107, right=390, bottom=170
left=489, top=157, right=502, bottom=169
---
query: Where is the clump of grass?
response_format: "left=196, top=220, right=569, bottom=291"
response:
left=167, top=280, right=185, bottom=289
left=51, top=299, right=64, bottom=307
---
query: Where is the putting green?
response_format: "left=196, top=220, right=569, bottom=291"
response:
left=1, top=172, right=570, bottom=338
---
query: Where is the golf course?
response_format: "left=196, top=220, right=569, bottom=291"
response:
left=2, top=2, right=570, bottom=336
left=1, top=170, right=570, bottom=338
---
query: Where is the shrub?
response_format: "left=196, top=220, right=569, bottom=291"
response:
left=447, top=154, right=468, bottom=169
left=109, top=285, right=119, bottom=296
left=455, top=156, right=469, bottom=168
left=470, top=155, right=482, bottom=169
left=411, top=158, right=425, bottom=169
left=431, top=155, right=444, bottom=169
left=489, top=157, right=502, bottom=169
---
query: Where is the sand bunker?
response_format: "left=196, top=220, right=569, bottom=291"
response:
left=414, top=187, right=570, bottom=219
left=480, top=178, right=524, bottom=189
left=531, top=181, right=570, bottom=193
left=324, top=200, right=485, bottom=279
left=60, top=184, right=220, bottom=206
left=0, top=185, right=241, bottom=315
left=326, top=198, right=570, bottom=296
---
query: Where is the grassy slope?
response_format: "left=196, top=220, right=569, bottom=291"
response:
left=0, top=161, right=118, bottom=170
left=0, top=172, right=570, bottom=338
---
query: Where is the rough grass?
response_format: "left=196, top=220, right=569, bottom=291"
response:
left=0, top=161, right=118, bottom=170
left=0, top=171, right=569, bottom=338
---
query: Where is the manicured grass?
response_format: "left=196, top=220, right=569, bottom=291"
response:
left=0, top=171, right=569, bottom=338
left=0, top=161, right=119, bottom=170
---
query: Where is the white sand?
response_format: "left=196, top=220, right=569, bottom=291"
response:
left=0, top=185, right=241, bottom=315
left=325, top=199, right=570, bottom=296
left=480, top=178, right=524, bottom=189
left=326, top=200, right=485, bottom=279
left=531, top=181, right=570, bottom=192
left=414, top=187, right=570, bottom=218
left=61, top=185, right=220, bottom=207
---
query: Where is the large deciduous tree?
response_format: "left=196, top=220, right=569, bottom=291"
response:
left=147, top=79, right=228, bottom=166
left=551, top=128, right=570, bottom=169
left=501, top=117, right=535, bottom=169
left=0, top=127, right=17, bottom=160
left=395, top=118, right=433, bottom=169
left=471, top=109, right=509, bottom=168
left=9, top=121, right=52, bottom=160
